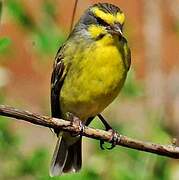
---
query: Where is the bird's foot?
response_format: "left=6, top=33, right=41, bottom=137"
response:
left=66, top=112, right=85, bottom=137
left=97, top=114, right=119, bottom=150
left=100, top=129, right=119, bottom=150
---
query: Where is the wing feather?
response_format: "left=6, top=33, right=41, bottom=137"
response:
left=51, top=45, right=66, bottom=118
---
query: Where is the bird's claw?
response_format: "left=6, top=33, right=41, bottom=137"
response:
left=100, top=129, right=119, bottom=150
left=66, top=112, right=84, bottom=137
left=107, top=129, right=118, bottom=150
left=100, top=139, right=105, bottom=150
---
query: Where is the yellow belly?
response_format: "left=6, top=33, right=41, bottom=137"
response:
left=60, top=36, right=127, bottom=121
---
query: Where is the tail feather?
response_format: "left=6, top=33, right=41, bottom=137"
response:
left=63, top=137, right=82, bottom=173
left=50, top=136, right=82, bottom=176
left=50, top=137, right=68, bottom=176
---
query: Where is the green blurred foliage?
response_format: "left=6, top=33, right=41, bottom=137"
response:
left=6, top=0, right=65, bottom=56
left=0, top=37, right=11, bottom=54
left=7, top=0, right=35, bottom=30
left=31, top=29, right=65, bottom=56
left=121, top=70, right=144, bottom=98
left=0, top=116, right=50, bottom=179
left=42, top=0, right=57, bottom=20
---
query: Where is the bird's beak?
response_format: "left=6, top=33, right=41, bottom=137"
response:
left=108, top=23, right=123, bottom=36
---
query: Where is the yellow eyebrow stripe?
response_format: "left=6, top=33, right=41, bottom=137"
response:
left=91, top=7, right=115, bottom=24
left=116, top=12, right=125, bottom=24
left=91, top=7, right=125, bottom=25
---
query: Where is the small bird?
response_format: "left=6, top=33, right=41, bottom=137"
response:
left=50, top=3, right=131, bottom=176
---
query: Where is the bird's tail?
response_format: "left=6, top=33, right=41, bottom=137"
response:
left=49, top=135, right=82, bottom=176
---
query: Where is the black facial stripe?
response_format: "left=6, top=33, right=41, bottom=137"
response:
left=95, top=33, right=105, bottom=40
left=95, top=16, right=109, bottom=27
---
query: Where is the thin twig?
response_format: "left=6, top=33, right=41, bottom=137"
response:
left=70, top=0, right=79, bottom=32
left=0, top=105, right=179, bottom=158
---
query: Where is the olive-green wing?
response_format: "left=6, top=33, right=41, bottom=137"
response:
left=123, top=38, right=131, bottom=71
left=51, top=45, right=66, bottom=118
left=126, top=44, right=131, bottom=71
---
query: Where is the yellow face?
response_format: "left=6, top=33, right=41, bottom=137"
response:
left=88, top=6, right=125, bottom=39
left=88, top=25, right=106, bottom=39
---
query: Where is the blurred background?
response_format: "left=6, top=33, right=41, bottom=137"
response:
left=0, top=0, right=179, bottom=179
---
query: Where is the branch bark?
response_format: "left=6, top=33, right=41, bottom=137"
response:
left=0, top=104, right=179, bottom=158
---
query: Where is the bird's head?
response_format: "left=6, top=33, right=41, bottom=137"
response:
left=77, top=3, right=125, bottom=39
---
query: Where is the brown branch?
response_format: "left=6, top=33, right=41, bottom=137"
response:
left=0, top=104, right=179, bottom=158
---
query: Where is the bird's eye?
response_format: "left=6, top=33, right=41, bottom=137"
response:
left=96, top=17, right=109, bottom=27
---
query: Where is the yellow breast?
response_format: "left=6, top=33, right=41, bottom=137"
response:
left=60, top=34, right=128, bottom=120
